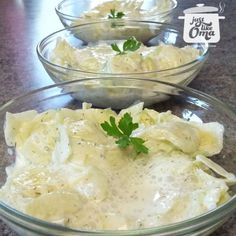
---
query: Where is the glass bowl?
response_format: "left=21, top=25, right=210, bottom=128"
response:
left=36, top=20, right=209, bottom=95
left=0, top=78, right=235, bottom=236
left=55, top=0, right=178, bottom=27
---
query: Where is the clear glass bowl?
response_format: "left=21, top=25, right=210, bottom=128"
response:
left=37, top=20, right=209, bottom=94
left=55, top=0, right=178, bottom=27
left=0, top=78, right=235, bottom=236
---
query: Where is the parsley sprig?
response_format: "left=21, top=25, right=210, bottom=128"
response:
left=111, top=36, right=141, bottom=55
left=101, top=113, right=149, bottom=155
left=108, top=9, right=125, bottom=19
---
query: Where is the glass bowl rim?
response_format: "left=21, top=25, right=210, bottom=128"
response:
left=0, top=77, right=235, bottom=235
left=36, top=20, right=209, bottom=76
left=55, top=0, right=178, bottom=20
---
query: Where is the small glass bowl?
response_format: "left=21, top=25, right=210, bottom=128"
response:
left=55, top=0, right=178, bottom=27
left=37, top=20, right=209, bottom=98
left=0, top=78, right=235, bottom=236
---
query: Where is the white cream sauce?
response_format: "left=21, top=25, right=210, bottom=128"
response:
left=0, top=103, right=235, bottom=230
left=74, top=0, right=174, bottom=24
left=50, top=38, right=200, bottom=74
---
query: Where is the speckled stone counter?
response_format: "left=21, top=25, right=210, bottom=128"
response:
left=0, top=0, right=235, bottom=235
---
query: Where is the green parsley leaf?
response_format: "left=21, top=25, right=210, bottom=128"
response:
left=116, top=135, right=130, bottom=148
left=130, top=137, right=149, bottom=154
left=111, top=43, right=122, bottom=54
left=118, top=113, right=138, bottom=136
left=123, top=36, right=141, bottom=52
left=101, top=116, right=122, bottom=138
left=116, top=11, right=125, bottom=18
left=101, top=113, right=149, bottom=155
left=108, top=9, right=125, bottom=19
left=108, top=9, right=116, bottom=18
left=111, top=36, right=141, bottom=55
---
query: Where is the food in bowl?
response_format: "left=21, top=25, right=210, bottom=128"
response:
left=70, top=0, right=175, bottom=25
left=55, top=0, right=177, bottom=28
left=37, top=21, right=209, bottom=98
left=50, top=36, right=200, bottom=74
left=0, top=101, right=235, bottom=230
left=47, top=35, right=203, bottom=109
left=0, top=78, right=235, bottom=235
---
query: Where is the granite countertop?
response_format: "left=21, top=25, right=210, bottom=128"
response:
left=0, top=0, right=235, bottom=235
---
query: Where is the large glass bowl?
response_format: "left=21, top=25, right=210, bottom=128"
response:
left=37, top=20, right=209, bottom=91
left=0, top=78, right=235, bottom=236
left=55, top=0, right=178, bottom=27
